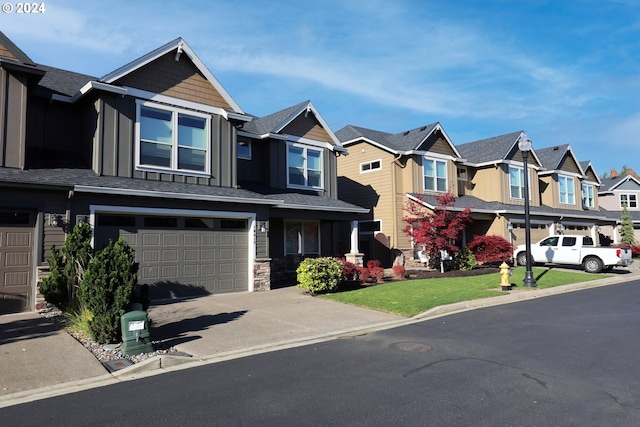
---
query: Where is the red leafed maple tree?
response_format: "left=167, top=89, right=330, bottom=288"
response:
left=403, top=193, right=472, bottom=269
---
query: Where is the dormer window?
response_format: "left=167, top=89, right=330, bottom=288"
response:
left=559, top=175, right=575, bottom=205
left=423, top=157, right=447, bottom=192
left=287, top=142, right=324, bottom=189
left=136, top=101, right=210, bottom=175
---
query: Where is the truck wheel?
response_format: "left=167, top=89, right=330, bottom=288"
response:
left=583, top=256, right=603, bottom=273
left=516, top=252, right=529, bottom=266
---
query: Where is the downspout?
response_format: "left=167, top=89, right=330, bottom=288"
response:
left=390, top=153, right=405, bottom=250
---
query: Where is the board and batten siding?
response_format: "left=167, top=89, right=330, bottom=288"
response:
left=93, top=93, right=237, bottom=188
left=0, top=68, right=28, bottom=168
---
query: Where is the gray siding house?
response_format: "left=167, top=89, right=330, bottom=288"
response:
left=0, top=33, right=366, bottom=314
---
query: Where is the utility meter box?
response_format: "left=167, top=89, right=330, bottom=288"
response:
left=121, top=310, right=153, bottom=356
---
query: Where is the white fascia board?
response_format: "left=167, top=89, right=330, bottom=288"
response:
left=74, top=185, right=281, bottom=205
left=275, top=203, right=369, bottom=214
left=237, top=130, right=287, bottom=140
left=272, top=101, right=343, bottom=146
left=418, top=123, right=462, bottom=158
left=100, top=37, right=245, bottom=114
left=51, top=81, right=128, bottom=103
left=126, top=87, right=251, bottom=122
left=285, top=134, right=347, bottom=152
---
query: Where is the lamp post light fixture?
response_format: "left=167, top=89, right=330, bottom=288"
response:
left=518, top=132, right=537, bottom=288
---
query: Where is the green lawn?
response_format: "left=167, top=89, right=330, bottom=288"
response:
left=321, top=267, right=609, bottom=317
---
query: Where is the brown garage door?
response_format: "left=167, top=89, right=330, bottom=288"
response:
left=94, top=214, right=249, bottom=299
left=0, top=211, right=35, bottom=314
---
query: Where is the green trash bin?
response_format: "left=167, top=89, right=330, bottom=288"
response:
left=121, top=310, right=153, bottom=356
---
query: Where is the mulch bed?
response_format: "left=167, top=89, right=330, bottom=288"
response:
left=405, top=266, right=500, bottom=280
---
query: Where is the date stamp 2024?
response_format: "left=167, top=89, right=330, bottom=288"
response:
left=2, top=2, right=46, bottom=14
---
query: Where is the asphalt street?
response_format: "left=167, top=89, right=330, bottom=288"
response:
left=2, top=280, right=640, bottom=426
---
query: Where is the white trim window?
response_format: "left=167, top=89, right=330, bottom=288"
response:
left=423, top=157, right=447, bottom=192
left=287, top=142, right=324, bottom=189
left=559, top=175, right=575, bottom=205
left=360, top=159, right=381, bottom=173
left=285, top=221, right=320, bottom=255
left=136, top=101, right=210, bottom=175
left=238, top=140, right=252, bottom=160
left=582, top=183, right=595, bottom=208
left=620, top=193, right=638, bottom=208
left=509, top=166, right=526, bottom=199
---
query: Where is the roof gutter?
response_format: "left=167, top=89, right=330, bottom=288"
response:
left=73, top=185, right=281, bottom=206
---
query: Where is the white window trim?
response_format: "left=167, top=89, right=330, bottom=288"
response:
left=238, top=140, right=252, bottom=160
left=358, top=219, right=382, bottom=234
left=360, top=159, right=382, bottom=174
left=582, top=183, right=595, bottom=208
left=286, top=141, right=324, bottom=190
left=423, top=157, right=448, bottom=193
left=558, top=175, right=575, bottom=205
left=620, top=193, right=638, bottom=209
left=509, top=165, right=530, bottom=200
left=135, top=100, right=211, bottom=177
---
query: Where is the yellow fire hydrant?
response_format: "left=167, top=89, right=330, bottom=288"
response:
left=499, top=262, right=512, bottom=291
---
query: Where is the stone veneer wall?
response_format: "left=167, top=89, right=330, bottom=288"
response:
left=253, top=258, right=271, bottom=291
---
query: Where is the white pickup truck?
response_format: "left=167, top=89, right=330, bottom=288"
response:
left=514, top=235, right=633, bottom=273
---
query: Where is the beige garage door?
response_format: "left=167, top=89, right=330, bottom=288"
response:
left=0, top=211, right=35, bottom=314
left=512, top=223, right=550, bottom=245
left=95, top=214, right=249, bottom=299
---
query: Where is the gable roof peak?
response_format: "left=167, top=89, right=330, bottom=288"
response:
left=99, top=37, right=244, bottom=114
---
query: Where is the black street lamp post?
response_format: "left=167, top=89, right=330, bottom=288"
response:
left=518, top=132, right=537, bottom=288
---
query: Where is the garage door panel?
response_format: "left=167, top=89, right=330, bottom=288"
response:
left=0, top=212, right=35, bottom=314
left=162, top=249, right=178, bottom=262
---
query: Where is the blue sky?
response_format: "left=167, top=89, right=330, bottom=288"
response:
left=2, top=0, right=639, bottom=176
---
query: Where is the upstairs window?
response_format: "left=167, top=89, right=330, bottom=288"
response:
left=287, top=142, right=323, bottom=189
left=509, top=166, right=525, bottom=199
left=423, top=158, right=447, bottom=192
left=559, top=176, right=575, bottom=205
left=137, top=102, right=210, bottom=174
left=620, top=193, right=638, bottom=208
left=582, top=183, right=595, bottom=208
left=360, top=159, right=381, bottom=173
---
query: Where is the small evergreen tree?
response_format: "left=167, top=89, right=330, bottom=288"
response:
left=620, top=205, right=636, bottom=245
left=61, top=222, right=94, bottom=305
left=38, top=247, right=69, bottom=309
left=78, top=238, right=138, bottom=343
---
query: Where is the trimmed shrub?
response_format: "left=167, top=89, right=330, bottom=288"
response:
left=78, top=238, right=139, bottom=344
left=452, top=247, right=476, bottom=271
left=357, top=266, right=371, bottom=282
left=468, top=235, right=513, bottom=264
left=366, top=259, right=382, bottom=270
left=296, top=257, right=343, bottom=294
left=369, top=266, right=385, bottom=282
left=392, top=265, right=406, bottom=279
left=338, top=258, right=359, bottom=281
left=633, top=245, right=640, bottom=258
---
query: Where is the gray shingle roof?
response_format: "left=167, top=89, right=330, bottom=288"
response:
left=535, top=144, right=571, bottom=170
left=456, top=131, right=522, bottom=164
left=335, top=123, right=440, bottom=152
left=242, top=101, right=310, bottom=135
left=37, top=65, right=96, bottom=97
left=408, top=193, right=610, bottom=221
left=0, top=167, right=367, bottom=213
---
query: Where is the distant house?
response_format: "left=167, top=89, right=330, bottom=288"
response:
left=338, top=127, right=616, bottom=266
left=598, top=174, right=640, bottom=243
left=0, top=33, right=366, bottom=314
left=336, top=123, right=463, bottom=266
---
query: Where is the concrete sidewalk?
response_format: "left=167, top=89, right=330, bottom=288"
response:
left=2, top=266, right=639, bottom=408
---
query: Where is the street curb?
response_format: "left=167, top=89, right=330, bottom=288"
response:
left=1, top=271, right=636, bottom=408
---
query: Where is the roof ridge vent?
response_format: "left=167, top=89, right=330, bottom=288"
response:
left=420, top=126, right=427, bottom=131
left=403, top=130, right=410, bottom=135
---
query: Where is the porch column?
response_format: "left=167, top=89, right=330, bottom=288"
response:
left=345, top=220, right=364, bottom=267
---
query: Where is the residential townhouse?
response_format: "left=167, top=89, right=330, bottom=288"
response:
left=0, top=33, right=366, bottom=314
left=598, top=174, right=640, bottom=243
left=337, top=126, right=617, bottom=266
left=335, top=123, right=463, bottom=266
